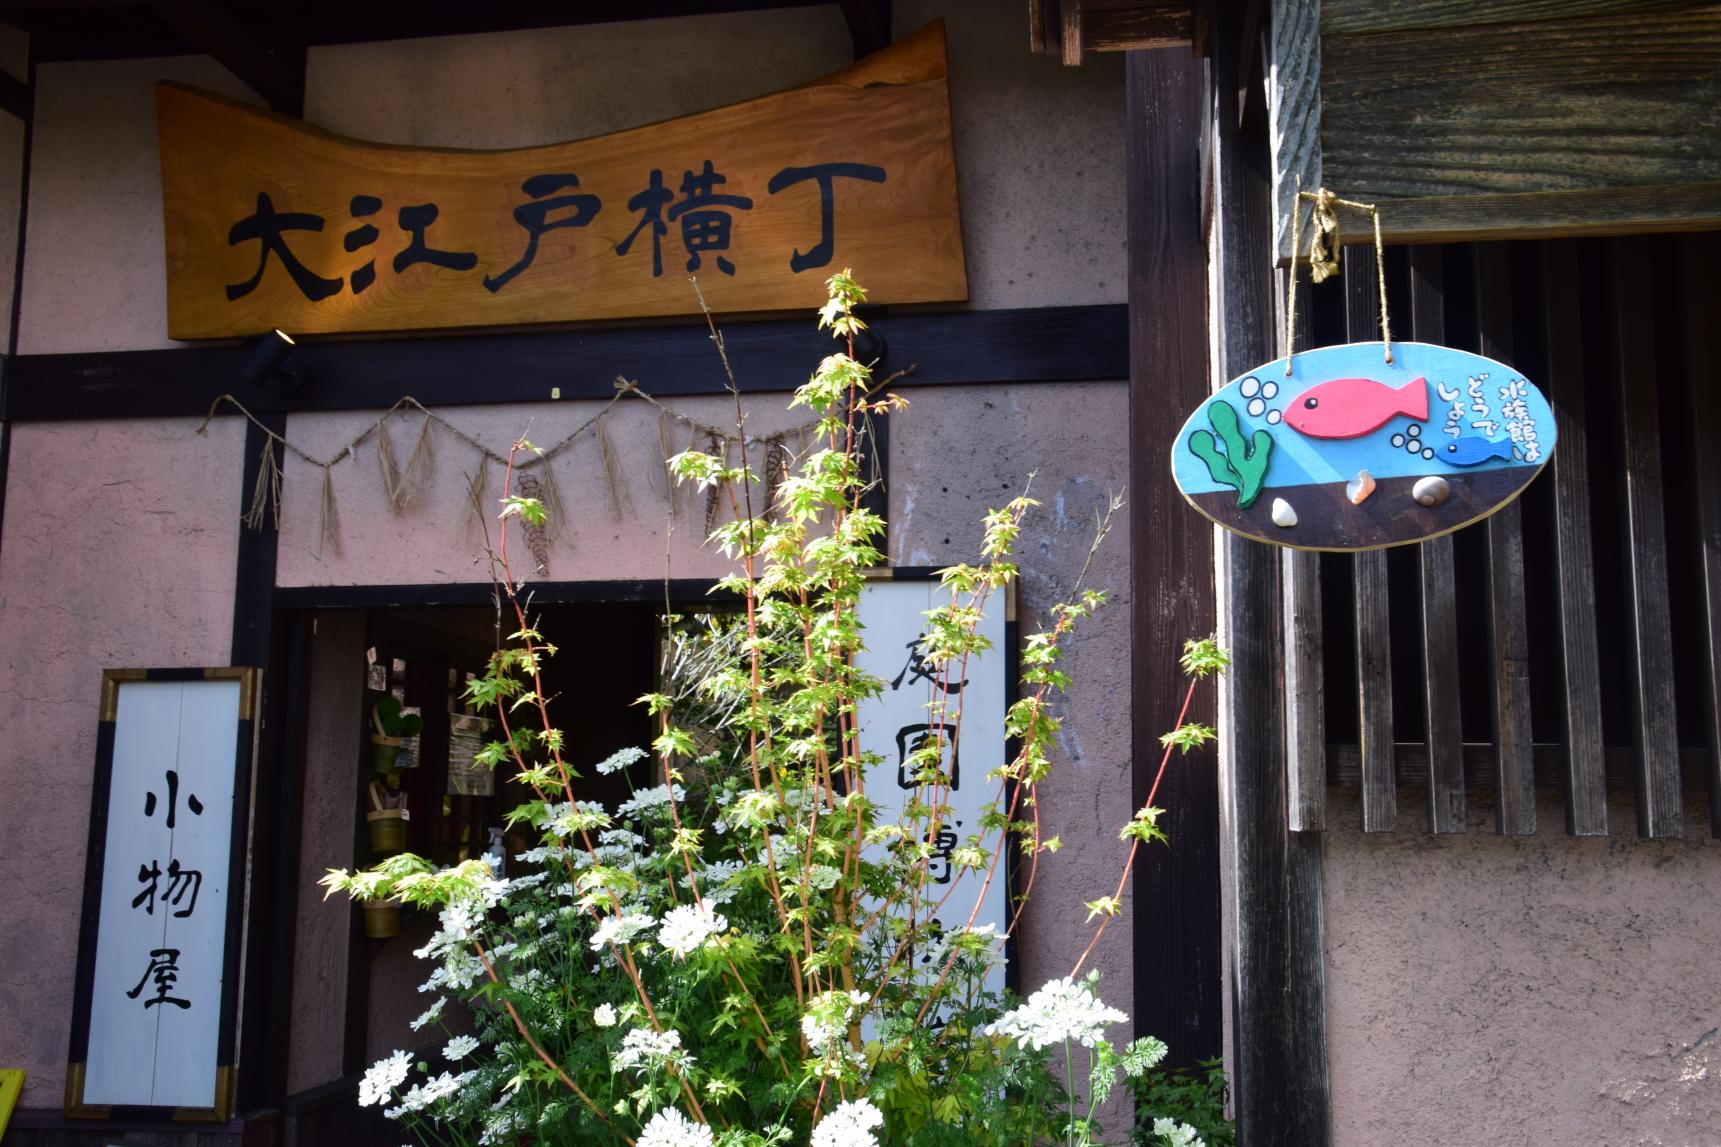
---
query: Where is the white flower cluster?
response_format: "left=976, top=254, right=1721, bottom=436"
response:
left=384, top=1069, right=477, bottom=1119
left=613, top=1027, right=690, bottom=1074
left=358, top=1050, right=411, bottom=1107
left=616, top=783, right=685, bottom=820
left=637, top=1106, right=714, bottom=1147
left=1153, top=1116, right=1206, bottom=1147
left=986, top=977, right=1128, bottom=1050
left=409, top=998, right=445, bottom=1031
left=589, top=911, right=656, bottom=951
left=443, top=1034, right=480, bottom=1061
left=595, top=745, right=649, bottom=775
left=592, top=1003, right=618, bottom=1027
left=657, top=901, right=727, bottom=957
left=800, top=990, right=870, bottom=1055
left=810, top=1098, right=885, bottom=1147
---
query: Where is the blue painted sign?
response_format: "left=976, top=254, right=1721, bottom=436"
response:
left=1171, top=342, right=1556, bottom=550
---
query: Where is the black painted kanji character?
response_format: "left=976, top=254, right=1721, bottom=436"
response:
left=143, top=769, right=204, bottom=829
left=393, top=203, right=477, bottom=275
left=484, top=174, right=602, bottom=293
left=126, top=948, right=191, bottom=1010
left=225, top=192, right=342, bottom=302
left=765, top=162, right=887, bottom=273
left=616, top=169, right=672, bottom=277
left=665, top=160, right=753, bottom=276
left=924, top=823, right=960, bottom=885
left=345, top=194, right=382, bottom=294
left=890, top=632, right=967, bottom=694
left=895, top=722, right=958, bottom=791
left=132, top=857, right=203, bottom=919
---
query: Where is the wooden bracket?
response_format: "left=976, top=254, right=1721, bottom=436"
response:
left=152, top=0, right=304, bottom=115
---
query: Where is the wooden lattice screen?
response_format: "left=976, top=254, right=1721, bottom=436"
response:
left=1282, top=233, right=1720, bottom=838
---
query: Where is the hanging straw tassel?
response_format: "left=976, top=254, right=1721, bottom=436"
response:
left=764, top=436, right=790, bottom=523
left=315, top=463, right=341, bottom=558
left=463, top=453, right=490, bottom=537
left=596, top=418, right=629, bottom=520
left=704, top=433, right=726, bottom=536
left=514, top=472, right=552, bottom=576
left=243, top=435, right=283, bottom=531
left=534, top=456, right=568, bottom=541
left=654, top=410, right=676, bottom=503
left=377, top=409, right=434, bottom=511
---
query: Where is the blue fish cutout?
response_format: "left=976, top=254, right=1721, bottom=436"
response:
left=1438, top=436, right=1517, bottom=466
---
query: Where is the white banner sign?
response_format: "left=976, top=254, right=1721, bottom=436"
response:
left=855, top=576, right=1010, bottom=1002
left=71, top=670, right=254, bottom=1118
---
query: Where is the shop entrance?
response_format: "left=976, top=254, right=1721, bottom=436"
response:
left=280, top=594, right=686, bottom=1143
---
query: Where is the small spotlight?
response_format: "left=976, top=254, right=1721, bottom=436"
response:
left=241, top=329, right=303, bottom=394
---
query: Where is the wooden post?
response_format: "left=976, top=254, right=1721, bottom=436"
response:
left=1212, top=6, right=1331, bottom=1142
left=1125, top=46, right=1222, bottom=1071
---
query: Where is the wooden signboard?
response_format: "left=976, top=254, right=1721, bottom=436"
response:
left=156, top=22, right=966, bottom=340
left=853, top=572, right=1014, bottom=1003
left=66, top=669, right=258, bottom=1121
left=1171, top=342, right=1557, bottom=550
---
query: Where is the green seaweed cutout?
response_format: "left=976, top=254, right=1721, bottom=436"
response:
left=1188, top=400, right=1273, bottom=509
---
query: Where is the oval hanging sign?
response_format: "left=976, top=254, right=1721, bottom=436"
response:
left=1172, top=342, right=1556, bottom=550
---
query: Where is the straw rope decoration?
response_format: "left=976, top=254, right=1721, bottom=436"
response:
left=193, top=378, right=821, bottom=559
left=1283, top=179, right=1393, bottom=377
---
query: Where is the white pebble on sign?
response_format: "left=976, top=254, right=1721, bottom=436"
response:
left=1413, top=475, right=1450, bottom=506
left=1271, top=497, right=1298, bottom=527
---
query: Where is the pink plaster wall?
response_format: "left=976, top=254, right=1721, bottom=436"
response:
left=1323, top=789, right=1721, bottom=1145
left=888, top=381, right=1136, bottom=1014
left=0, top=417, right=244, bottom=1107
left=274, top=394, right=824, bottom=586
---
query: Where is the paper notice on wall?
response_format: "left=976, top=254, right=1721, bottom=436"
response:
left=448, top=713, right=495, bottom=796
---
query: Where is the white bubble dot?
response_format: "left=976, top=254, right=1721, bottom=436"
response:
left=1407, top=424, right=1421, bottom=438
left=1391, top=434, right=1405, bottom=448
left=1422, top=448, right=1435, bottom=460
left=1239, top=377, right=1260, bottom=398
left=1261, top=381, right=1279, bottom=399
left=1266, top=409, right=1283, bottom=425
left=1246, top=398, right=1266, bottom=417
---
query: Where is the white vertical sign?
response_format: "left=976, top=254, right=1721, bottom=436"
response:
left=855, top=577, right=1010, bottom=1001
left=83, top=678, right=241, bottom=1109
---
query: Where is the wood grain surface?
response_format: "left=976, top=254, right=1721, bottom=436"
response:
left=157, top=22, right=966, bottom=339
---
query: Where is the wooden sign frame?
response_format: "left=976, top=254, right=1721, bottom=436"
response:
left=157, top=21, right=967, bottom=339
left=65, top=668, right=260, bottom=1122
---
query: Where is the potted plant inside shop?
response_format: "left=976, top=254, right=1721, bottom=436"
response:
left=370, top=695, right=422, bottom=780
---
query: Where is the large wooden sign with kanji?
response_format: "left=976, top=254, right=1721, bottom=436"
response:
left=156, top=22, right=966, bottom=340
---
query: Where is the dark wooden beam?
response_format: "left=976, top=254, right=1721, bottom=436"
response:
left=0, top=67, right=27, bottom=121
left=152, top=0, right=303, bottom=114
left=1211, top=0, right=1331, bottom=1139
left=3, top=304, right=1130, bottom=422
left=837, top=0, right=890, bottom=59
left=1126, top=45, right=1220, bottom=1071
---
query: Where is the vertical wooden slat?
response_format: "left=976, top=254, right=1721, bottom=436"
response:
left=1343, top=244, right=1396, bottom=831
left=1539, top=240, right=1608, bottom=836
left=1212, top=1, right=1331, bottom=1134
left=1473, top=244, right=1536, bottom=835
left=1409, top=245, right=1466, bottom=833
left=1281, top=268, right=1325, bottom=831
left=1125, top=46, right=1223, bottom=1069
left=1612, top=237, right=1683, bottom=838
left=1680, top=233, right=1721, bottom=838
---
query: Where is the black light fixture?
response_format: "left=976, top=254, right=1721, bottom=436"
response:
left=241, top=329, right=303, bottom=394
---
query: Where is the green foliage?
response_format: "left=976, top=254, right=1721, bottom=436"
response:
left=1131, top=1059, right=1234, bottom=1147
left=1187, top=401, right=1273, bottom=510
left=320, top=272, right=1219, bottom=1147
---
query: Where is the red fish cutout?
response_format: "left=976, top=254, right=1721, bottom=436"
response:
left=1283, top=376, right=1428, bottom=439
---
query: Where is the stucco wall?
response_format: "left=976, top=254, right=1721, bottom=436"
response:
left=1324, top=789, right=1721, bottom=1145
left=0, top=417, right=244, bottom=1107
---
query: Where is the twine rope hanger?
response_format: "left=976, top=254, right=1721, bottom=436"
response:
left=1283, top=179, right=1393, bottom=376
